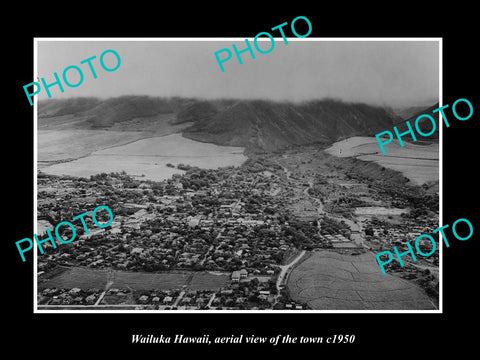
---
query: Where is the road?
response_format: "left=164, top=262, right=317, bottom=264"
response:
left=198, top=228, right=225, bottom=266
left=206, top=293, right=216, bottom=308
left=303, top=179, right=325, bottom=214
left=94, top=275, right=114, bottom=306
left=277, top=156, right=365, bottom=247
left=276, top=250, right=306, bottom=294
left=172, top=290, right=186, bottom=307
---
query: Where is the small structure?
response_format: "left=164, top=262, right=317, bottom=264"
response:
left=69, top=288, right=82, bottom=295
left=182, top=297, right=192, bottom=305
left=130, top=247, right=143, bottom=255
left=85, top=295, right=96, bottom=305
left=231, top=271, right=241, bottom=282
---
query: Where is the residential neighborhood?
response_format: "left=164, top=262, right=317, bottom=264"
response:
left=36, top=152, right=439, bottom=310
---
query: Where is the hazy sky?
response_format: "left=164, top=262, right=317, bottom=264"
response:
left=36, top=39, right=440, bottom=107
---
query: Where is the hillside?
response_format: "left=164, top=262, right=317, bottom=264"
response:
left=183, top=99, right=401, bottom=152
left=38, top=96, right=402, bottom=152
left=38, top=97, right=101, bottom=117
left=393, top=103, right=440, bottom=141
left=407, top=103, right=440, bottom=140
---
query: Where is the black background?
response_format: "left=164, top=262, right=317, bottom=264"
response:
left=5, top=3, right=478, bottom=356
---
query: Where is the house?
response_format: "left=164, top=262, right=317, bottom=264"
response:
left=195, top=298, right=205, bottom=306
left=163, top=296, right=173, bottom=304
left=69, top=288, right=82, bottom=295
left=131, top=247, right=143, bottom=255
left=231, top=271, right=241, bottom=282
left=212, top=297, right=221, bottom=305
left=85, top=295, right=96, bottom=304
left=182, top=297, right=192, bottom=304
left=258, top=290, right=270, bottom=301
left=187, top=216, right=201, bottom=228
left=239, top=269, right=248, bottom=279
left=174, top=182, right=183, bottom=190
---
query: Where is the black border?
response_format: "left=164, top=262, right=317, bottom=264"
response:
left=6, top=5, right=478, bottom=355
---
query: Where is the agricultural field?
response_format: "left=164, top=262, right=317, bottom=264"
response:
left=38, top=267, right=111, bottom=290
left=39, top=133, right=247, bottom=181
left=325, top=136, right=439, bottom=186
left=287, top=250, right=437, bottom=310
left=37, top=113, right=192, bottom=166
left=188, top=272, right=231, bottom=291
left=38, top=267, right=229, bottom=292
left=38, top=129, right=151, bottom=164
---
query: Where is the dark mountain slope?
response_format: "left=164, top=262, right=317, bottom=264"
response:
left=81, top=96, right=175, bottom=128
left=38, top=95, right=180, bottom=130
left=38, top=97, right=101, bottom=117
left=183, top=99, right=400, bottom=151
left=182, top=100, right=330, bottom=151
left=393, top=103, right=440, bottom=141
left=298, top=99, right=399, bottom=139
left=174, top=100, right=220, bottom=124
left=38, top=96, right=401, bottom=152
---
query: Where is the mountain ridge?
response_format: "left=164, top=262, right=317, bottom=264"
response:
left=38, top=96, right=432, bottom=152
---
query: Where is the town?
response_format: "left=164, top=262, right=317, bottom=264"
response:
left=36, top=151, right=439, bottom=310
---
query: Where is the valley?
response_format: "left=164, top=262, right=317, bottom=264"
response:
left=36, top=96, right=439, bottom=311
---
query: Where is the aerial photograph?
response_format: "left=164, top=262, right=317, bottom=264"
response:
left=35, top=39, right=440, bottom=311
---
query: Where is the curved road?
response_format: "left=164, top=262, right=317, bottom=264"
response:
left=276, top=157, right=365, bottom=247
left=276, top=250, right=306, bottom=294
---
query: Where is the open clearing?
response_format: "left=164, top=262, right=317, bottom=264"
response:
left=40, top=133, right=247, bottom=181
left=287, top=250, right=436, bottom=310
left=325, top=136, right=439, bottom=186
left=354, top=206, right=408, bottom=216
left=38, top=267, right=230, bottom=291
